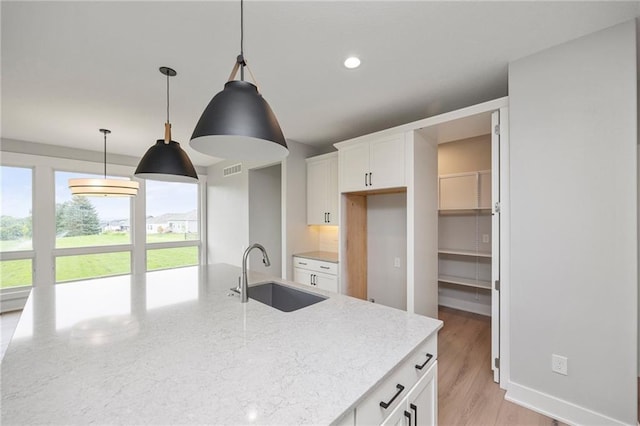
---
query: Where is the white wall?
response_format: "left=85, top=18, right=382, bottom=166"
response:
left=367, top=192, right=407, bottom=310
left=207, top=140, right=319, bottom=277
left=281, top=141, right=321, bottom=279
left=508, top=20, right=637, bottom=425
left=207, top=160, right=250, bottom=266
left=248, top=164, right=282, bottom=277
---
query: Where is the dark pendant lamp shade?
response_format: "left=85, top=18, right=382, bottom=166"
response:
left=190, top=80, right=288, bottom=161
left=135, top=139, right=198, bottom=183
left=135, top=66, right=198, bottom=183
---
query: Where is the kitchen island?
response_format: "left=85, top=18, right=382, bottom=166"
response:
left=1, top=264, right=442, bottom=425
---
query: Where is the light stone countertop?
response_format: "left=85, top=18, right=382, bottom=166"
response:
left=293, top=251, right=339, bottom=263
left=1, top=264, right=442, bottom=425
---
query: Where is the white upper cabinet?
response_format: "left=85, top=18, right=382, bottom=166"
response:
left=438, top=170, right=491, bottom=210
left=306, top=152, right=338, bottom=225
left=338, top=134, right=406, bottom=192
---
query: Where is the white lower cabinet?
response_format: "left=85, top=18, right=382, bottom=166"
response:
left=293, top=256, right=339, bottom=293
left=350, top=335, right=437, bottom=426
left=380, top=362, right=437, bottom=426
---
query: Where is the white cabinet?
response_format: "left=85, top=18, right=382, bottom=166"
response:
left=381, top=362, right=437, bottom=426
left=438, top=170, right=491, bottom=210
left=354, top=335, right=437, bottom=425
left=339, top=134, right=406, bottom=192
left=306, top=153, right=338, bottom=225
left=293, top=256, right=339, bottom=293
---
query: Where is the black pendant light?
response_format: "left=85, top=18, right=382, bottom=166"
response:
left=189, top=0, right=288, bottom=161
left=135, top=66, right=198, bottom=183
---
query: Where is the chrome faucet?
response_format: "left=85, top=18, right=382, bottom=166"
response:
left=241, top=243, right=271, bottom=303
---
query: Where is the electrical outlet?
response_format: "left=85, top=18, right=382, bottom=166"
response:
left=394, top=257, right=401, bottom=268
left=551, top=354, right=568, bottom=375
left=482, top=234, right=490, bottom=243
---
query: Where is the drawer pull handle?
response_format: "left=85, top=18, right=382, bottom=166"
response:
left=410, top=403, right=417, bottom=425
left=379, top=384, right=405, bottom=409
left=415, top=353, right=433, bottom=370
left=404, top=410, right=412, bottom=426
left=320, top=266, right=330, bottom=269
left=298, top=262, right=307, bottom=266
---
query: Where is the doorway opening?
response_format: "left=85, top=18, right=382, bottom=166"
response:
left=418, top=109, right=502, bottom=383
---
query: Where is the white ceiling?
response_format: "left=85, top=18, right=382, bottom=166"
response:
left=2, top=1, right=639, bottom=166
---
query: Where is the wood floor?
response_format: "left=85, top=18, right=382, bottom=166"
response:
left=438, top=307, right=563, bottom=426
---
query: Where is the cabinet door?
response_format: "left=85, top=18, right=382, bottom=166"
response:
left=314, top=272, right=338, bottom=293
left=326, top=155, right=339, bottom=224
left=307, top=159, right=329, bottom=225
left=407, top=362, right=437, bottom=426
left=438, top=173, right=477, bottom=210
left=293, top=268, right=313, bottom=288
left=380, top=402, right=408, bottom=426
left=340, top=142, right=369, bottom=192
left=370, top=135, right=405, bottom=189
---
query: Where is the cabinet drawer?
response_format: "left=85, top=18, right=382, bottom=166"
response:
left=293, top=257, right=338, bottom=275
left=355, top=334, right=437, bottom=425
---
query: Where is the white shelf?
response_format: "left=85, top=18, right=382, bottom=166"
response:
left=438, top=274, right=491, bottom=290
left=438, top=208, right=491, bottom=213
left=438, top=249, right=491, bottom=258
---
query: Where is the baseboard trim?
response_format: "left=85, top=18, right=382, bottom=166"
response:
left=438, top=297, right=491, bottom=316
left=506, top=381, right=632, bottom=426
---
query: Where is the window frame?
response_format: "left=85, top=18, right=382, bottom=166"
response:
left=0, top=150, right=206, bottom=311
left=144, top=179, right=202, bottom=271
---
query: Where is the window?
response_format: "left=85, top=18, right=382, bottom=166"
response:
left=55, top=171, right=131, bottom=248
left=55, top=252, right=131, bottom=283
left=1, top=167, right=33, bottom=251
left=54, top=171, right=133, bottom=283
left=147, top=247, right=198, bottom=271
left=1, top=166, right=33, bottom=289
left=146, top=180, right=199, bottom=243
left=145, top=180, right=200, bottom=271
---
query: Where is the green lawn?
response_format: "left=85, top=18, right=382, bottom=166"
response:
left=1, top=232, right=199, bottom=288
left=0, top=259, right=32, bottom=288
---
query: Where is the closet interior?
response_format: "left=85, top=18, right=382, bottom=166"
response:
left=437, top=135, right=492, bottom=316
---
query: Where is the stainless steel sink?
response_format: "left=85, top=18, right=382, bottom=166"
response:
left=248, top=282, right=327, bottom=312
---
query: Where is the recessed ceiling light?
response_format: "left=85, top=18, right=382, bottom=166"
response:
left=344, top=56, right=361, bottom=69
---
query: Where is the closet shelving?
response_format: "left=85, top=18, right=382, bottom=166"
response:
left=438, top=170, right=492, bottom=290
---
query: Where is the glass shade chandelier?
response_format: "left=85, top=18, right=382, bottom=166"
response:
left=190, top=0, right=288, bottom=161
left=135, top=66, right=198, bottom=182
left=68, top=129, right=139, bottom=197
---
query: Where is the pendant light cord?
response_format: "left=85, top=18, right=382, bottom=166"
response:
left=240, top=0, right=244, bottom=81
left=103, top=130, right=107, bottom=179
left=166, top=71, right=170, bottom=124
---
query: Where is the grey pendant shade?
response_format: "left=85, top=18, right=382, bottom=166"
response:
left=135, top=67, right=198, bottom=183
left=135, top=139, right=198, bottom=183
left=189, top=0, right=288, bottom=161
left=190, top=80, right=288, bottom=161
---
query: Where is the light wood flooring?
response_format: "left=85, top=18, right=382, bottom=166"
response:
left=438, top=306, right=563, bottom=426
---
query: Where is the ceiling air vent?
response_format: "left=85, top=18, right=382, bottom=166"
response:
left=223, top=163, right=242, bottom=177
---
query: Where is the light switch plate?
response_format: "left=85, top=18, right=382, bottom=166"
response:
left=552, top=354, right=568, bottom=375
